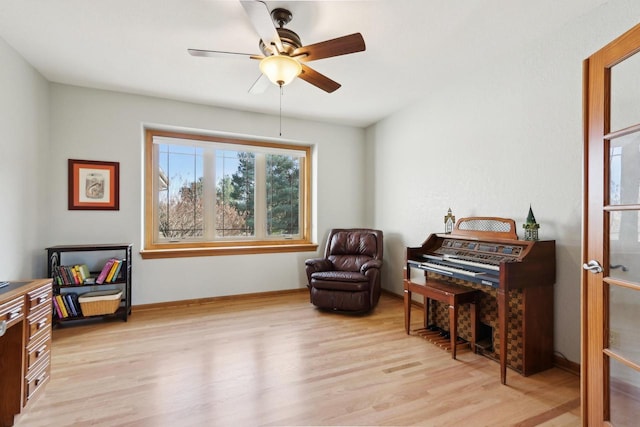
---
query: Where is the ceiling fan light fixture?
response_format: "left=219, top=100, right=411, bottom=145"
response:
left=259, top=54, right=302, bottom=86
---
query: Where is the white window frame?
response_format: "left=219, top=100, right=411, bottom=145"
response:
left=142, top=128, right=315, bottom=259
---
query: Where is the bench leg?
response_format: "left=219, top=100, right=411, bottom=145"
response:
left=449, top=302, right=458, bottom=359
left=404, top=289, right=411, bottom=334
left=424, top=297, right=430, bottom=329
left=470, top=301, right=478, bottom=354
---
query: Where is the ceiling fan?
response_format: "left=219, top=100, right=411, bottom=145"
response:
left=188, top=0, right=366, bottom=94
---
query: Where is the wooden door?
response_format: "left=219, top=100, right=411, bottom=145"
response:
left=583, top=22, right=640, bottom=426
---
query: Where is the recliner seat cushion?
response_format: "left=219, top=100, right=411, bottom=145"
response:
left=311, top=271, right=370, bottom=292
left=312, top=271, right=367, bottom=283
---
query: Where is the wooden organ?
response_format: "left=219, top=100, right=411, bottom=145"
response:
left=403, top=217, right=556, bottom=384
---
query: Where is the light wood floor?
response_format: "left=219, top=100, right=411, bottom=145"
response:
left=17, top=291, right=581, bottom=426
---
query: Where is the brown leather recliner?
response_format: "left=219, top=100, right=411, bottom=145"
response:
left=305, top=228, right=383, bottom=313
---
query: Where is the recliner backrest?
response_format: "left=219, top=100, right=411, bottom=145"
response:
left=325, top=229, right=382, bottom=272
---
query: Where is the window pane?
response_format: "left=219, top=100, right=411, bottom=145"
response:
left=611, top=50, right=640, bottom=132
left=609, top=284, right=640, bottom=367
left=215, top=150, right=253, bottom=237
left=609, top=132, right=640, bottom=206
left=609, top=357, right=640, bottom=426
left=231, top=151, right=255, bottom=236
left=157, top=144, right=203, bottom=240
left=266, top=154, right=300, bottom=236
left=609, top=210, right=640, bottom=282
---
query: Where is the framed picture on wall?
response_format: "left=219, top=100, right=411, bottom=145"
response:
left=68, top=159, right=119, bottom=210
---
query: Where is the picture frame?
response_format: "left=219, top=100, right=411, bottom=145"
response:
left=68, top=159, right=120, bottom=210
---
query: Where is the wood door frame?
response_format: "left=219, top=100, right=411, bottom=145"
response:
left=582, top=22, right=640, bottom=426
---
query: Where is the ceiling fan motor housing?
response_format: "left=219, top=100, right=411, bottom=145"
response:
left=259, top=8, right=302, bottom=56
left=260, top=27, right=302, bottom=56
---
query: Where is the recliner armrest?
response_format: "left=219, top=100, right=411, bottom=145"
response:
left=360, top=259, right=382, bottom=273
left=305, top=258, right=333, bottom=272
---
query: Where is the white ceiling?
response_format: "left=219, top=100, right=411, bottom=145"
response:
left=0, top=0, right=609, bottom=128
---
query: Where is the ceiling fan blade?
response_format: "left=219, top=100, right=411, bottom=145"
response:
left=248, top=73, right=271, bottom=94
left=292, top=33, right=365, bottom=62
left=240, top=0, right=283, bottom=55
left=298, top=64, right=341, bottom=93
left=188, top=48, right=257, bottom=58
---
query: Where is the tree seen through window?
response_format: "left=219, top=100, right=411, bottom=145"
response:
left=157, top=145, right=300, bottom=240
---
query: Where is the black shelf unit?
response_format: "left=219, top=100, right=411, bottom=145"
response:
left=46, top=243, right=132, bottom=324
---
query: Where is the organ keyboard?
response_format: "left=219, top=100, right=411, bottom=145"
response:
left=404, top=217, right=556, bottom=384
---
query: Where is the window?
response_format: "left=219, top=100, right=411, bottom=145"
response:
left=142, top=129, right=315, bottom=258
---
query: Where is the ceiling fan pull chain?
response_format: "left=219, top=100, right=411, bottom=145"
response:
left=279, top=84, right=283, bottom=136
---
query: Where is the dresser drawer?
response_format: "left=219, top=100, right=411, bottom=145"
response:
left=26, top=333, right=51, bottom=372
left=0, top=297, right=24, bottom=330
left=27, top=284, right=53, bottom=314
left=27, top=305, right=52, bottom=344
left=25, top=360, right=50, bottom=403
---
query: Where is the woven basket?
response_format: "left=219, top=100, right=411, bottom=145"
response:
left=78, top=290, right=122, bottom=316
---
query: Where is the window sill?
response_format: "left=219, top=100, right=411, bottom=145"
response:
left=140, top=243, right=319, bottom=259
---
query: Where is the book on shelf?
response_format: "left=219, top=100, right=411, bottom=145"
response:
left=55, top=295, right=69, bottom=318
left=71, top=267, right=77, bottom=284
left=54, top=266, right=63, bottom=284
left=52, top=295, right=63, bottom=318
left=77, top=264, right=90, bottom=282
left=105, top=259, right=120, bottom=283
left=72, top=265, right=81, bottom=283
left=109, top=259, right=125, bottom=283
left=64, top=293, right=77, bottom=317
left=70, top=293, right=82, bottom=316
left=54, top=292, right=83, bottom=319
left=96, top=258, right=118, bottom=284
left=52, top=268, right=62, bottom=285
left=53, top=264, right=93, bottom=286
left=59, top=266, right=69, bottom=284
left=55, top=266, right=70, bottom=285
left=67, top=292, right=81, bottom=317
left=63, top=266, right=75, bottom=284
left=61, top=293, right=73, bottom=316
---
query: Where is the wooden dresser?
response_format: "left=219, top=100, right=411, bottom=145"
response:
left=0, top=279, right=52, bottom=427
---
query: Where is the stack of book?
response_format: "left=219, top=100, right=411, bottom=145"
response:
left=52, top=293, right=82, bottom=318
left=52, top=264, right=91, bottom=285
left=96, top=258, right=125, bottom=284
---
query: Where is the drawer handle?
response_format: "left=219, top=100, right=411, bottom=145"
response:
left=38, top=296, right=48, bottom=304
left=35, top=372, right=46, bottom=386
left=0, top=320, right=6, bottom=337
left=35, top=344, right=47, bottom=357
left=8, top=309, right=21, bottom=320
left=37, top=319, right=47, bottom=329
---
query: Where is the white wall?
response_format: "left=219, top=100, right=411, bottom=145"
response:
left=46, top=84, right=366, bottom=304
left=0, top=37, right=49, bottom=279
left=366, top=0, right=640, bottom=364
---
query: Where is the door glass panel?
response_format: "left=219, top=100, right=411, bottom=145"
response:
left=609, top=210, right=640, bottom=282
left=611, top=51, right=640, bottom=132
left=608, top=284, right=640, bottom=366
left=609, top=357, right=640, bottom=426
left=609, top=133, right=640, bottom=206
